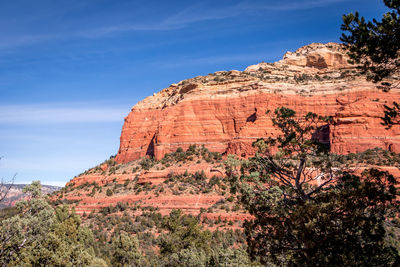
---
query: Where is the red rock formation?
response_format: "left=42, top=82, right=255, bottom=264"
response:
left=69, top=162, right=223, bottom=187
left=115, top=43, right=400, bottom=163
left=64, top=162, right=400, bottom=217
left=63, top=42, right=400, bottom=219
left=63, top=159, right=230, bottom=217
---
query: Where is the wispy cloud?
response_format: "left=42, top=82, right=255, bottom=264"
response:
left=0, top=0, right=349, bottom=49
left=0, top=34, right=60, bottom=49
left=2, top=156, right=94, bottom=173
left=161, top=0, right=349, bottom=27
left=0, top=103, right=128, bottom=124
left=0, top=155, right=98, bottom=187
left=261, top=0, right=348, bottom=11
left=73, top=22, right=184, bottom=39
left=0, top=24, right=181, bottom=49
left=161, top=3, right=242, bottom=26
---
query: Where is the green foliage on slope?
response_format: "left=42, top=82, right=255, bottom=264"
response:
left=227, top=107, right=400, bottom=266
left=0, top=181, right=107, bottom=266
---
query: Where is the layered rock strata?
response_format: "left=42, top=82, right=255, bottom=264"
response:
left=115, top=43, right=400, bottom=163
left=63, top=43, right=400, bottom=218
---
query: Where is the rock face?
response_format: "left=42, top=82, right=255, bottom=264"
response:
left=64, top=43, right=400, bottom=219
left=63, top=159, right=233, bottom=217
left=115, top=43, right=400, bottom=163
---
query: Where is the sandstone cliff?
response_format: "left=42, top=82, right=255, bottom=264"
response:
left=115, top=42, right=400, bottom=163
left=62, top=42, right=400, bottom=218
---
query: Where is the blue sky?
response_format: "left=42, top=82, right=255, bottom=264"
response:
left=0, top=0, right=387, bottom=186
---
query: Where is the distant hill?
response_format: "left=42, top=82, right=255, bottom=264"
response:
left=0, top=184, right=61, bottom=209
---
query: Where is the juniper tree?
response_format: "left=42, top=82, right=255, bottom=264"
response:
left=0, top=181, right=106, bottom=266
left=110, top=232, right=143, bottom=267
left=341, top=0, right=400, bottom=127
left=226, top=107, right=400, bottom=265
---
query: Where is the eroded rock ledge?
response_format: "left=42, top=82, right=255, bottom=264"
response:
left=115, top=42, right=400, bottom=163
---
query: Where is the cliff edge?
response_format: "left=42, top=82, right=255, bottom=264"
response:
left=115, top=43, right=400, bottom=163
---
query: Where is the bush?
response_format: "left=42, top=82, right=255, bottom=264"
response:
left=139, top=157, right=154, bottom=170
left=106, top=188, right=113, bottom=196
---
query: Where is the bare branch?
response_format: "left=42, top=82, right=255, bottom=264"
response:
left=0, top=157, right=16, bottom=204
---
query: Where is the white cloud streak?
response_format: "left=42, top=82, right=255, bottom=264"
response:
left=1, top=156, right=92, bottom=173
left=0, top=0, right=351, bottom=49
left=0, top=103, right=128, bottom=124
left=0, top=24, right=181, bottom=49
left=162, top=0, right=349, bottom=26
left=239, top=0, right=348, bottom=11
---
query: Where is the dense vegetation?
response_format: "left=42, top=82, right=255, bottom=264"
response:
left=0, top=182, right=107, bottom=266
left=0, top=181, right=257, bottom=266
left=86, top=208, right=253, bottom=266
left=226, top=107, right=400, bottom=265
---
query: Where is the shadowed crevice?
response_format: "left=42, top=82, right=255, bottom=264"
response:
left=312, top=124, right=331, bottom=150
left=146, top=134, right=156, bottom=157
left=246, top=112, right=257, bottom=123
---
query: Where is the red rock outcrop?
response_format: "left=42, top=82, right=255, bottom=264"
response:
left=63, top=159, right=232, bottom=217
left=62, top=42, right=400, bottom=220
left=69, top=162, right=224, bottom=187
left=115, top=43, right=400, bottom=163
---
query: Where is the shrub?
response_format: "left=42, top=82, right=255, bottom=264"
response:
left=139, top=157, right=154, bottom=170
left=106, top=188, right=113, bottom=196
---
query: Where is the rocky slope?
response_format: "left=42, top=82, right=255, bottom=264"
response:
left=61, top=42, right=400, bottom=218
left=58, top=147, right=248, bottom=223
left=115, top=42, right=400, bottom=163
